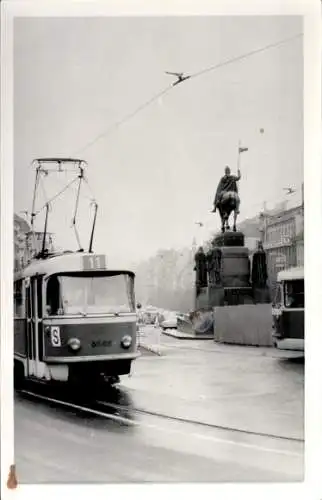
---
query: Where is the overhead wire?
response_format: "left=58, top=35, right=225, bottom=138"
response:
left=73, top=32, right=302, bottom=157
left=74, top=85, right=173, bottom=156
left=29, top=32, right=302, bottom=246
left=187, top=32, right=302, bottom=82
left=38, top=168, right=93, bottom=204
left=33, top=177, right=79, bottom=217
left=69, top=31, right=302, bottom=221
left=32, top=162, right=98, bottom=245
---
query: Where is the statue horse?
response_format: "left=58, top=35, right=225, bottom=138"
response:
left=216, top=191, right=239, bottom=233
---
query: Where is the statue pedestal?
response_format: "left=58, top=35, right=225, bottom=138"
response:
left=195, top=287, right=210, bottom=310
left=219, top=246, right=250, bottom=288
left=190, top=231, right=271, bottom=343
left=196, top=285, right=225, bottom=309
left=208, top=285, right=225, bottom=307
left=214, top=230, right=245, bottom=248
left=195, top=231, right=253, bottom=309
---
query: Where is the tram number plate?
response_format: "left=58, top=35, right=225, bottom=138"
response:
left=91, top=340, right=112, bottom=348
left=50, top=326, right=61, bottom=347
left=82, top=255, right=106, bottom=271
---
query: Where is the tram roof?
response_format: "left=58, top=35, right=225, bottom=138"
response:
left=277, top=266, right=304, bottom=282
left=14, top=252, right=134, bottom=279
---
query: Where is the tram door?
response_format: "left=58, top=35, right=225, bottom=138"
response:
left=25, top=278, right=33, bottom=376
left=25, top=277, right=41, bottom=377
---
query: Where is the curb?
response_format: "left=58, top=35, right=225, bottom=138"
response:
left=138, top=343, right=162, bottom=356
left=161, top=329, right=213, bottom=341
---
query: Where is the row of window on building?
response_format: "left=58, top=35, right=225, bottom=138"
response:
left=260, top=203, right=304, bottom=289
left=265, top=219, right=296, bottom=244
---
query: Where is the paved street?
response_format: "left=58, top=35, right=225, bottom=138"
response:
left=135, top=326, right=304, bottom=440
left=15, top=326, right=304, bottom=483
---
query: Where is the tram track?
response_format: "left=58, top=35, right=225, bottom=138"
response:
left=17, top=386, right=304, bottom=444
left=16, top=388, right=303, bottom=459
left=95, top=398, right=304, bottom=443
left=18, top=389, right=138, bottom=426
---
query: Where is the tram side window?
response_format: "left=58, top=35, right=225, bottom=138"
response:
left=37, top=277, right=43, bottom=318
left=46, top=276, right=62, bottom=316
left=125, top=274, right=135, bottom=311
left=284, top=279, right=304, bottom=308
left=14, top=280, right=24, bottom=317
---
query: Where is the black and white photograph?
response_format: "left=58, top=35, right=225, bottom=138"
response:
left=1, top=0, right=321, bottom=497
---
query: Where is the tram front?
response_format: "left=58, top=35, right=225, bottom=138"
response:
left=42, top=253, right=140, bottom=389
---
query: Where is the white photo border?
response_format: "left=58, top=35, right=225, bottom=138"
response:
left=1, top=0, right=321, bottom=499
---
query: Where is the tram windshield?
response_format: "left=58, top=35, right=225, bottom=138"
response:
left=46, top=273, right=135, bottom=315
left=283, top=279, right=304, bottom=308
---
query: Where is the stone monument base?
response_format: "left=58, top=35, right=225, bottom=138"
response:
left=207, top=285, right=225, bottom=307
left=214, top=304, right=273, bottom=347
left=195, top=286, right=211, bottom=310
left=192, top=230, right=271, bottom=342
left=214, top=230, right=245, bottom=247
left=219, top=246, right=250, bottom=288
left=197, top=285, right=255, bottom=308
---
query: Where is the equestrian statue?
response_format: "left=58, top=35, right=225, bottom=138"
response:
left=212, top=166, right=241, bottom=233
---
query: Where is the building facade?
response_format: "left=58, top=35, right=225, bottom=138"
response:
left=261, top=203, right=304, bottom=290
left=25, top=231, right=55, bottom=262
left=14, top=213, right=55, bottom=272
left=14, top=214, right=30, bottom=271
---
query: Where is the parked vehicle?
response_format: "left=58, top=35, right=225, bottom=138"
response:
left=161, top=312, right=178, bottom=329
left=272, top=266, right=304, bottom=352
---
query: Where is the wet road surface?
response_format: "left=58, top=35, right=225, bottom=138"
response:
left=15, top=329, right=304, bottom=483
left=133, top=326, right=304, bottom=440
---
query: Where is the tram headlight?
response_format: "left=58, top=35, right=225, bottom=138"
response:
left=121, top=335, right=132, bottom=349
left=68, top=337, right=81, bottom=352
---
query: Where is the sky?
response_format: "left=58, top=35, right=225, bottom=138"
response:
left=14, top=15, right=303, bottom=267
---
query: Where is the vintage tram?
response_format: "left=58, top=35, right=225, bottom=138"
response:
left=14, top=250, right=140, bottom=391
left=271, top=266, right=304, bottom=352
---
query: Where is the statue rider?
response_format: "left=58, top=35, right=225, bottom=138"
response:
left=212, top=166, right=241, bottom=214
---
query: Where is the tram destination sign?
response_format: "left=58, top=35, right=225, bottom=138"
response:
left=82, top=254, right=107, bottom=271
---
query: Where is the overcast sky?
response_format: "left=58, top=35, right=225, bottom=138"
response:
left=14, top=15, right=303, bottom=266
